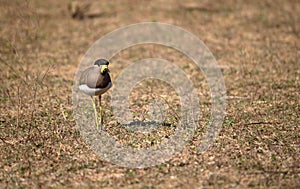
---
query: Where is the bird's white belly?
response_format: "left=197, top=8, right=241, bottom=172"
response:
left=79, top=82, right=112, bottom=96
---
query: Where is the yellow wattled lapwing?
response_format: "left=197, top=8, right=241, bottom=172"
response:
left=79, top=59, right=112, bottom=130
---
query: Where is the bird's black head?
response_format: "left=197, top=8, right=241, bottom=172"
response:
left=94, top=59, right=109, bottom=66
left=94, top=59, right=110, bottom=75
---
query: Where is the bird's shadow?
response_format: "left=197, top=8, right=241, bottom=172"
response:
left=119, top=120, right=172, bottom=132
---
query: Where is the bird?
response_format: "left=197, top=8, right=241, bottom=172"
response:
left=79, top=59, right=112, bottom=130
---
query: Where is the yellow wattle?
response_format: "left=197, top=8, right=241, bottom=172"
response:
left=100, top=65, right=108, bottom=73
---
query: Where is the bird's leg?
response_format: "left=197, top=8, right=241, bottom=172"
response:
left=98, top=95, right=103, bottom=130
left=90, top=96, right=99, bottom=130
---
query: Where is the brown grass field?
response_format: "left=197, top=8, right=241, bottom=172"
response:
left=0, top=0, right=299, bottom=188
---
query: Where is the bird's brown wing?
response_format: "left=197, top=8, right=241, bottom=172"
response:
left=79, top=67, right=94, bottom=86
left=79, top=66, right=111, bottom=88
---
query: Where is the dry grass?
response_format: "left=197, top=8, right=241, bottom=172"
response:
left=0, top=0, right=299, bottom=188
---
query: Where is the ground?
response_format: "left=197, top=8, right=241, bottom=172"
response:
left=0, top=0, right=299, bottom=188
